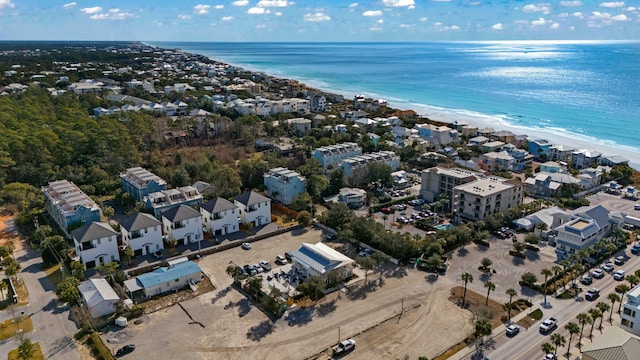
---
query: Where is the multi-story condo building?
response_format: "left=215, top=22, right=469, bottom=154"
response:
left=200, top=197, right=240, bottom=236
left=144, top=186, right=203, bottom=219
left=119, top=213, right=163, bottom=257
left=452, top=177, right=524, bottom=222
left=162, top=205, right=204, bottom=247
left=420, top=166, right=478, bottom=204
left=311, top=143, right=363, bottom=171
left=42, top=180, right=101, bottom=236
left=621, top=284, right=640, bottom=336
left=235, top=191, right=271, bottom=227
left=120, top=167, right=167, bottom=202
left=264, top=167, right=306, bottom=206
left=72, top=222, right=120, bottom=269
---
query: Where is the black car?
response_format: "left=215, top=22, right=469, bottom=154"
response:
left=284, top=252, right=293, bottom=261
left=116, top=344, right=135, bottom=357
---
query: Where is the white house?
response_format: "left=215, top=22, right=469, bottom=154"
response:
left=78, top=278, right=120, bottom=318
left=200, top=197, right=240, bottom=236
left=72, top=222, right=120, bottom=269
left=234, top=191, right=271, bottom=227
left=162, top=205, right=204, bottom=247
left=290, top=242, right=355, bottom=281
left=119, top=213, right=163, bottom=257
left=621, top=284, right=640, bottom=336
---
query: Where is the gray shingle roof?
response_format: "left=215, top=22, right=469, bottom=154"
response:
left=235, top=190, right=270, bottom=206
left=119, top=213, right=161, bottom=232
left=72, top=222, right=117, bottom=242
left=201, top=197, right=237, bottom=213
left=162, top=205, right=201, bottom=222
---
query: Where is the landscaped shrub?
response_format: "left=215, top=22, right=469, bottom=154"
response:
left=525, top=244, right=540, bottom=252
left=473, top=239, right=490, bottom=247
left=509, top=250, right=526, bottom=258
left=90, top=333, right=115, bottom=360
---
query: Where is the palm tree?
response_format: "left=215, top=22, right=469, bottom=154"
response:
left=550, top=333, right=566, bottom=357
left=634, top=268, right=640, bottom=280
left=461, top=272, right=473, bottom=307
left=626, top=274, right=639, bottom=288
left=608, top=293, right=620, bottom=322
left=541, top=342, right=554, bottom=357
left=617, top=284, right=631, bottom=312
left=576, top=313, right=592, bottom=348
left=382, top=214, right=388, bottom=229
left=484, top=281, right=496, bottom=306
left=596, top=302, right=610, bottom=330
left=541, top=268, right=553, bottom=304
left=588, top=308, right=601, bottom=339
left=17, top=338, right=36, bottom=360
left=564, top=322, right=580, bottom=357
left=505, top=288, right=518, bottom=322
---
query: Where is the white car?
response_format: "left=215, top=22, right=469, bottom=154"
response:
left=505, top=324, right=520, bottom=337
left=241, top=242, right=252, bottom=250
left=603, top=262, right=614, bottom=272
left=613, top=269, right=626, bottom=281
left=275, top=255, right=288, bottom=265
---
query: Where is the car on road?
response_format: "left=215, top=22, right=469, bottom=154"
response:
left=635, top=203, right=640, bottom=210
left=505, top=324, right=520, bottom=337
left=581, top=275, right=593, bottom=285
left=332, top=338, right=356, bottom=355
left=613, top=269, right=626, bottom=280
left=259, top=260, right=271, bottom=272
left=539, top=317, right=558, bottom=334
left=591, top=268, right=605, bottom=279
left=275, top=255, right=288, bottom=265
left=615, top=255, right=626, bottom=266
left=603, top=262, right=615, bottom=272
left=542, top=354, right=556, bottom=360
left=632, top=244, right=640, bottom=255
left=284, top=252, right=293, bottom=261
left=241, top=242, right=252, bottom=250
left=381, top=207, right=391, bottom=214
left=585, top=288, right=600, bottom=301
left=116, top=344, right=135, bottom=358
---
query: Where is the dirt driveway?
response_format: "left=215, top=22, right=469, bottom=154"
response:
left=101, top=227, right=473, bottom=360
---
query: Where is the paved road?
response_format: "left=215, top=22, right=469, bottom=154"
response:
left=484, top=246, right=640, bottom=360
left=0, top=237, right=80, bottom=359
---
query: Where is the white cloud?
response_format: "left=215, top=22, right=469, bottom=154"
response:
left=89, top=9, right=136, bottom=20
left=572, top=11, right=584, bottom=18
left=434, top=21, right=442, bottom=26
left=222, top=16, right=234, bottom=21
left=275, top=11, right=282, bottom=16
left=349, top=2, right=358, bottom=8
left=559, top=12, right=568, bottom=17
left=362, top=10, right=383, bottom=16
left=303, top=12, right=330, bottom=22
left=523, top=3, right=552, bottom=14
left=377, top=19, right=384, bottom=24
left=256, top=24, right=266, bottom=28
left=550, top=22, right=560, bottom=28
left=80, top=6, right=102, bottom=14
left=531, top=17, right=549, bottom=26
left=449, top=25, right=460, bottom=30
left=560, top=1, right=582, bottom=6
left=194, top=4, right=210, bottom=14
left=588, top=11, right=628, bottom=26
left=399, top=23, right=413, bottom=28
left=600, top=2, right=625, bottom=8
left=0, top=0, right=14, bottom=9
left=247, top=7, right=269, bottom=14
left=232, top=0, right=249, bottom=6
left=178, top=14, right=192, bottom=19
left=63, top=2, right=77, bottom=8
left=419, top=17, right=427, bottom=22
left=383, top=0, right=415, bottom=7
left=491, top=23, right=503, bottom=30
left=214, top=5, right=224, bottom=9
left=257, top=0, right=290, bottom=7
left=369, top=26, right=383, bottom=31
left=626, top=6, right=636, bottom=11
left=612, top=13, right=628, bottom=20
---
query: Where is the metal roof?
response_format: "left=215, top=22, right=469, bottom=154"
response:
left=135, top=261, right=202, bottom=289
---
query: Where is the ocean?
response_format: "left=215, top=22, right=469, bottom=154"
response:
left=151, top=41, right=640, bottom=168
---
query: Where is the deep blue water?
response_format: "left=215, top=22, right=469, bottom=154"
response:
left=151, top=41, right=640, bottom=165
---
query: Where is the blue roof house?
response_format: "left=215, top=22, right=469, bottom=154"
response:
left=124, top=260, right=203, bottom=298
left=528, top=139, right=552, bottom=160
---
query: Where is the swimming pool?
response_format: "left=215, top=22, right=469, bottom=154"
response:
left=435, top=224, right=454, bottom=231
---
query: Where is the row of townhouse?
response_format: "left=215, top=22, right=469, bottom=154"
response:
left=528, top=139, right=629, bottom=169
left=341, top=151, right=401, bottom=184
left=311, top=142, right=363, bottom=171
left=217, top=97, right=311, bottom=117
left=94, top=100, right=188, bottom=117
left=66, top=190, right=271, bottom=269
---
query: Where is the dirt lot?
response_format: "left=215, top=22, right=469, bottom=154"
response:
left=0, top=211, right=23, bottom=251
left=101, top=227, right=473, bottom=360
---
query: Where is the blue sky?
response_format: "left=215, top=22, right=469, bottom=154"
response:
left=0, top=0, right=639, bottom=41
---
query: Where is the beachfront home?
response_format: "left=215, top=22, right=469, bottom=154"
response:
left=200, top=197, right=240, bottom=236
left=162, top=205, right=203, bottom=247
left=264, top=167, right=306, bottom=206
left=528, top=139, right=552, bottom=160
left=548, top=144, right=575, bottom=163
left=120, top=167, right=167, bottom=202
left=72, top=222, right=120, bottom=269
left=539, top=161, right=566, bottom=174
left=572, top=149, right=602, bottom=169
left=42, top=180, right=102, bottom=237
left=119, top=213, right=163, bottom=257
left=235, top=191, right=271, bottom=227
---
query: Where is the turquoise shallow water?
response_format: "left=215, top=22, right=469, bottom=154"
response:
left=152, top=41, right=640, bottom=166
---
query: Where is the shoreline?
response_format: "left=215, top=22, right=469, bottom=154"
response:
left=156, top=42, right=640, bottom=170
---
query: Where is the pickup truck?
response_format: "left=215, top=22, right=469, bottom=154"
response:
left=332, top=338, right=356, bottom=355
left=539, top=317, right=558, bottom=334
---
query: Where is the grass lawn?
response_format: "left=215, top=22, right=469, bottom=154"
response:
left=8, top=342, right=45, bottom=360
left=0, top=315, right=34, bottom=341
left=44, top=263, right=63, bottom=286
left=14, top=278, right=29, bottom=305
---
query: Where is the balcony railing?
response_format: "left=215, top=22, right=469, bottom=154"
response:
left=80, top=241, right=96, bottom=251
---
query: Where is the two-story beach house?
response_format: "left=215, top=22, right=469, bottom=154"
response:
left=119, top=213, right=163, bottom=257
left=200, top=197, right=240, bottom=236
left=144, top=186, right=203, bottom=219
left=42, top=180, right=102, bottom=237
left=235, top=191, right=271, bottom=227
left=264, top=167, right=306, bottom=206
left=290, top=242, right=354, bottom=282
left=120, top=167, right=167, bottom=202
left=72, top=222, right=120, bottom=269
left=162, top=205, right=203, bottom=247
left=621, top=284, right=640, bottom=336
